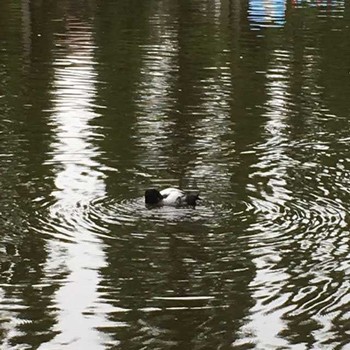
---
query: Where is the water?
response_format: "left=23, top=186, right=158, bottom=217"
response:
left=1, top=0, right=350, bottom=348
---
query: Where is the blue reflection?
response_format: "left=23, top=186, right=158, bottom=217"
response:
left=249, top=0, right=286, bottom=29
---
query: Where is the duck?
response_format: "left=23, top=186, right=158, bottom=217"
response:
left=145, top=187, right=201, bottom=207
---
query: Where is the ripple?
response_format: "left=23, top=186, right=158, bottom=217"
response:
left=89, top=196, right=201, bottom=226
left=238, top=128, right=350, bottom=347
left=32, top=188, right=252, bottom=247
left=85, top=195, right=249, bottom=232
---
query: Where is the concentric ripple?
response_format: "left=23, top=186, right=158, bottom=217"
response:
left=235, top=129, right=350, bottom=348
left=33, top=192, right=252, bottom=244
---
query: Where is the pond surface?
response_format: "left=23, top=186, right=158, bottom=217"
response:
left=1, top=0, right=350, bottom=349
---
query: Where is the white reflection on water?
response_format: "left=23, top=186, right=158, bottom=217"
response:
left=236, top=45, right=350, bottom=347
left=238, top=49, right=292, bottom=349
left=39, top=19, right=110, bottom=349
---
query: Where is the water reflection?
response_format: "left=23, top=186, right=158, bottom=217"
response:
left=291, top=0, right=345, bottom=10
left=134, top=7, right=178, bottom=176
left=237, top=48, right=293, bottom=347
left=235, top=39, right=350, bottom=347
left=249, top=0, right=286, bottom=28
left=1, top=0, right=350, bottom=349
left=40, top=18, right=109, bottom=349
left=93, top=2, right=256, bottom=348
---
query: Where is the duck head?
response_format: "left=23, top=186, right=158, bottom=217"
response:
left=145, top=189, right=163, bottom=205
left=185, top=192, right=201, bottom=206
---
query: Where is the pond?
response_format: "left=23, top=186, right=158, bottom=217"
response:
left=0, top=0, right=350, bottom=349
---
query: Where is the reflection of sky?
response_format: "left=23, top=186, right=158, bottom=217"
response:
left=228, top=49, right=293, bottom=348
left=41, top=20, right=110, bottom=349
left=244, top=52, right=291, bottom=346
left=249, top=0, right=286, bottom=28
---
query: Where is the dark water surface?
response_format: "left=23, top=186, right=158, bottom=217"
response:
left=1, top=0, right=350, bottom=349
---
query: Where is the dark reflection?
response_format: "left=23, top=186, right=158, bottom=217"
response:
left=98, top=220, right=255, bottom=349
left=92, top=0, right=153, bottom=198
left=0, top=0, right=59, bottom=347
